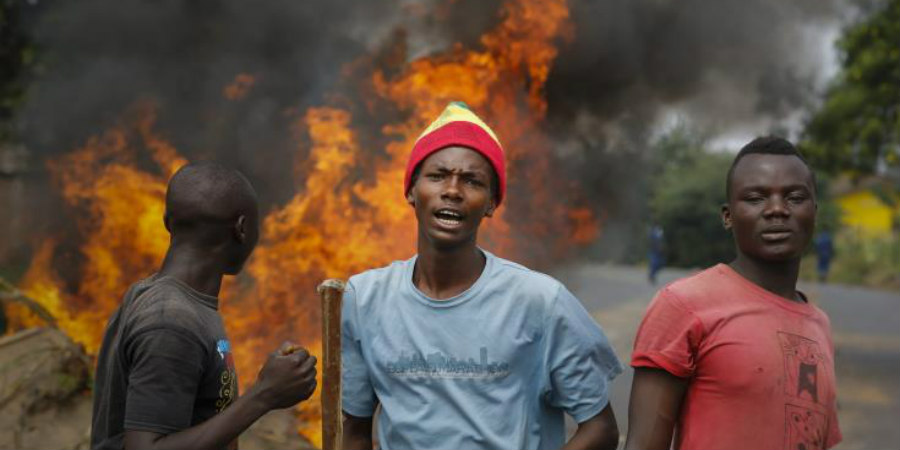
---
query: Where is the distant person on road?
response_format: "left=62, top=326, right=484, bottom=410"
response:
left=814, top=230, right=835, bottom=282
left=648, top=224, right=665, bottom=284
left=91, top=163, right=317, bottom=450
left=625, top=137, right=841, bottom=450
left=341, top=102, right=622, bottom=450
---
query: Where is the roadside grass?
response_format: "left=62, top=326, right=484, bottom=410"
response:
left=801, top=230, right=900, bottom=292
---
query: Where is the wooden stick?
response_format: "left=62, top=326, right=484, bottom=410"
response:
left=0, top=277, right=58, bottom=328
left=318, top=279, right=345, bottom=450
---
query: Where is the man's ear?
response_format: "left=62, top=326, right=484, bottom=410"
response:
left=235, top=215, right=247, bottom=243
left=163, top=212, right=172, bottom=233
left=484, top=200, right=496, bottom=218
left=721, top=204, right=732, bottom=230
left=406, top=190, right=416, bottom=208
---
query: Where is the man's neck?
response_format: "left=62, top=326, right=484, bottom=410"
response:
left=729, top=254, right=803, bottom=302
left=413, top=240, right=486, bottom=300
left=158, top=242, right=225, bottom=297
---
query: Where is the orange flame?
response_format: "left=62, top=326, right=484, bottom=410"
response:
left=11, top=102, right=185, bottom=355
left=8, top=0, right=593, bottom=447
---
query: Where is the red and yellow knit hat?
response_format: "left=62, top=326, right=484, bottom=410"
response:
left=403, top=102, right=506, bottom=205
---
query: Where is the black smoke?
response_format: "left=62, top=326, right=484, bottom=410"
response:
left=21, top=0, right=406, bottom=204
left=544, top=0, right=851, bottom=259
left=15, top=0, right=854, bottom=261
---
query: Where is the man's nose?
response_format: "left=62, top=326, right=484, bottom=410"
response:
left=441, top=176, right=463, bottom=201
left=763, top=195, right=789, bottom=218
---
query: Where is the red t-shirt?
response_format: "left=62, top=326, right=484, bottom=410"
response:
left=632, top=264, right=842, bottom=450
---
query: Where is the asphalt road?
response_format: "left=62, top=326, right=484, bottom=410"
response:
left=554, top=264, right=900, bottom=450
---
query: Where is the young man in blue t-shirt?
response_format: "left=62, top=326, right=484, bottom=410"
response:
left=341, top=103, right=622, bottom=450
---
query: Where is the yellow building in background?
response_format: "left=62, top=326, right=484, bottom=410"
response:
left=833, top=176, right=899, bottom=236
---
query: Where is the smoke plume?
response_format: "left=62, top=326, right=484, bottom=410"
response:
left=18, top=0, right=853, bottom=261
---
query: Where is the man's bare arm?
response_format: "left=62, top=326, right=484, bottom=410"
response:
left=124, top=344, right=317, bottom=450
left=562, top=403, right=619, bottom=450
left=624, top=367, right=688, bottom=450
left=342, top=411, right=374, bottom=450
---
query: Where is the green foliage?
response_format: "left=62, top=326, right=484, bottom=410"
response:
left=649, top=129, right=735, bottom=267
left=648, top=129, right=846, bottom=269
left=801, top=0, right=900, bottom=175
left=801, top=229, right=900, bottom=290
left=649, top=125, right=710, bottom=171
left=0, top=0, right=38, bottom=141
left=813, top=175, right=844, bottom=233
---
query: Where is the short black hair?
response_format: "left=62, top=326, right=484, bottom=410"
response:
left=166, top=162, right=258, bottom=233
left=725, top=136, right=816, bottom=200
left=409, top=161, right=501, bottom=204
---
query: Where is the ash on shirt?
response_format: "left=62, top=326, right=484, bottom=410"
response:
left=342, top=250, right=623, bottom=450
left=91, top=275, right=238, bottom=450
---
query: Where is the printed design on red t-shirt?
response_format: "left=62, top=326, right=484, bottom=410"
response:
left=778, top=331, right=825, bottom=403
left=785, top=403, right=827, bottom=450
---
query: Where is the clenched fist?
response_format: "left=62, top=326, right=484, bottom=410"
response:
left=248, top=341, right=318, bottom=411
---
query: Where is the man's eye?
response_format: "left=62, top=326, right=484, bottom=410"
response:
left=426, top=173, right=443, bottom=181
left=787, top=194, right=808, bottom=204
left=744, top=196, right=765, bottom=204
left=465, top=178, right=484, bottom=186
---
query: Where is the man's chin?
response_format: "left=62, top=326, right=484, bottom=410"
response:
left=224, top=260, right=248, bottom=276
left=423, top=228, right=477, bottom=251
left=749, top=248, right=804, bottom=263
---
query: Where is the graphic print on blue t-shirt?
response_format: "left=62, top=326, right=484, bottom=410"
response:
left=386, top=347, right=510, bottom=379
left=341, top=251, right=623, bottom=450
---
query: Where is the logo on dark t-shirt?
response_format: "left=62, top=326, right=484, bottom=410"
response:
left=215, top=339, right=238, bottom=412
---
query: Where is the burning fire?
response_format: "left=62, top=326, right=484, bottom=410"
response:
left=7, top=0, right=594, bottom=447
left=8, top=103, right=185, bottom=354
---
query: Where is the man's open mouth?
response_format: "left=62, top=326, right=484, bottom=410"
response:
left=434, top=208, right=465, bottom=227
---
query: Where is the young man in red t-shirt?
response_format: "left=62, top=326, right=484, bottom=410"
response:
left=625, top=137, right=841, bottom=450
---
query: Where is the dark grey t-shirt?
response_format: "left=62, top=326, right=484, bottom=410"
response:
left=90, top=275, right=238, bottom=450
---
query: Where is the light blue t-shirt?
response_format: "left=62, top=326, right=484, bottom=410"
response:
left=342, top=250, right=623, bottom=450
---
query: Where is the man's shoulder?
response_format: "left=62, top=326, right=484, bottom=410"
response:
left=657, top=264, right=733, bottom=308
left=347, top=257, right=411, bottom=295
left=121, top=277, right=211, bottom=333
left=805, top=301, right=835, bottom=331
left=487, top=253, right=565, bottom=302
left=492, top=254, right=561, bottom=287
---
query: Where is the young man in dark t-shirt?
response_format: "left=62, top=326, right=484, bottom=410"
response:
left=91, top=163, right=318, bottom=450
